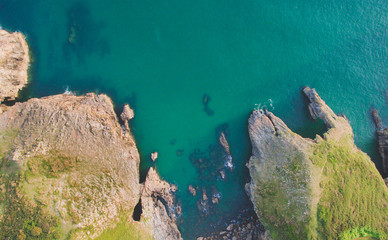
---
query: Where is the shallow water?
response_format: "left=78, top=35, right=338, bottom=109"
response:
left=0, top=0, right=387, bottom=238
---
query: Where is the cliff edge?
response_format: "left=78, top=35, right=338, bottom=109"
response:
left=247, top=87, right=388, bottom=239
left=0, top=29, right=29, bottom=103
left=371, top=109, right=388, bottom=177
left=0, top=30, right=181, bottom=240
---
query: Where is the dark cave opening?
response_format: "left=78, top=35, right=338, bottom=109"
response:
left=132, top=198, right=142, bottom=221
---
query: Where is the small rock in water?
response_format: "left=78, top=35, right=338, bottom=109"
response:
left=202, top=188, right=208, bottom=201
left=219, top=170, right=226, bottom=180
left=151, top=152, right=158, bottom=162
left=176, top=149, right=184, bottom=156
left=211, top=188, right=221, bottom=204
left=188, top=185, right=197, bottom=196
left=227, top=224, right=233, bottom=231
left=170, top=184, right=178, bottom=192
left=176, top=205, right=182, bottom=215
left=120, top=104, right=134, bottom=121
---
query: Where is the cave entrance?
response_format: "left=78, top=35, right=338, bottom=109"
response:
left=132, top=198, right=142, bottom=221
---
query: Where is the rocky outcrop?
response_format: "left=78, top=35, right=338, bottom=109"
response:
left=196, top=214, right=269, bottom=240
left=0, top=93, right=141, bottom=239
left=141, top=168, right=182, bottom=240
left=371, top=108, right=388, bottom=177
left=0, top=29, right=29, bottom=103
left=120, top=104, right=134, bottom=131
left=247, top=87, right=388, bottom=239
left=0, top=30, right=181, bottom=239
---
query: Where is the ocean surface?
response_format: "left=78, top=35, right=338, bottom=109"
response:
left=0, top=0, right=387, bottom=239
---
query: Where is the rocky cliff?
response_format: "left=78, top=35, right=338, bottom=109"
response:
left=141, top=168, right=182, bottom=240
left=247, top=87, right=388, bottom=239
left=0, top=30, right=181, bottom=240
left=371, top=109, right=388, bottom=177
left=0, top=29, right=29, bottom=103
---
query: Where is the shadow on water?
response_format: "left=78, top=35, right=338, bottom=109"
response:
left=63, top=2, right=110, bottom=64
left=181, top=120, right=257, bottom=239
left=275, top=87, right=328, bottom=140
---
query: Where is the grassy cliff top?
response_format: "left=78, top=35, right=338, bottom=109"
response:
left=247, top=87, right=388, bottom=240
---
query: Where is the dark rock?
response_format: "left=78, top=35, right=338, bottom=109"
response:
left=188, top=185, right=197, bottom=196
left=371, top=108, right=388, bottom=177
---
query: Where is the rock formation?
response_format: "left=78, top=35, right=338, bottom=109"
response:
left=0, top=93, right=142, bottom=239
left=0, top=29, right=29, bottom=103
left=371, top=108, right=388, bottom=177
left=151, top=152, right=158, bottom=162
left=120, top=104, right=134, bottom=131
left=247, top=87, right=388, bottom=239
left=0, top=29, right=181, bottom=240
left=195, top=212, right=269, bottom=240
left=141, top=168, right=182, bottom=240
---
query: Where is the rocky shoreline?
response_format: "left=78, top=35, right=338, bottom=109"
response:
left=0, top=29, right=181, bottom=240
left=1, top=28, right=387, bottom=240
left=246, top=87, right=388, bottom=239
left=371, top=108, right=388, bottom=178
left=0, top=29, right=29, bottom=104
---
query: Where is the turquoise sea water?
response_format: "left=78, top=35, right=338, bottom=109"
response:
left=1, top=0, right=387, bottom=238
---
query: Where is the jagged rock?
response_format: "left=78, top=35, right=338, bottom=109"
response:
left=0, top=29, right=29, bottom=103
left=219, top=170, right=226, bottom=180
left=141, top=167, right=182, bottom=240
left=371, top=108, right=388, bottom=177
left=151, top=151, right=158, bottom=162
left=211, top=188, right=221, bottom=204
left=219, top=131, right=233, bottom=170
left=197, top=187, right=210, bottom=214
left=120, top=104, right=134, bottom=131
left=303, top=87, right=341, bottom=129
left=188, top=185, right=197, bottom=196
left=247, top=87, right=388, bottom=239
left=202, top=187, right=208, bottom=201
left=171, top=184, right=178, bottom=192
left=227, top=224, right=233, bottom=231
left=120, top=104, right=134, bottom=121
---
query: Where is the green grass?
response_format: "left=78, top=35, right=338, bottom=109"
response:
left=253, top=149, right=313, bottom=240
left=26, top=151, right=76, bottom=178
left=0, top=172, right=63, bottom=240
left=311, top=136, right=388, bottom=240
left=95, top=214, right=153, bottom=240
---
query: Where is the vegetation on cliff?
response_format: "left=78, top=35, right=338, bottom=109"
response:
left=247, top=87, right=388, bottom=240
left=0, top=94, right=143, bottom=239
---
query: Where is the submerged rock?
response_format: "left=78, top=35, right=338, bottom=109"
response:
left=188, top=185, right=197, bottom=196
left=211, top=188, right=221, bottom=204
left=247, top=87, right=388, bottom=239
left=371, top=108, right=388, bottom=177
left=0, top=29, right=29, bottom=103
left=202, top=94, right=215, bottom=116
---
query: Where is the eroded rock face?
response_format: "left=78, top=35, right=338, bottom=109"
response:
left=371, top=108, right=388, bottom=177
left=141, top=168, right=182, bottom=240
left=0, top=93, right=140, bottom=239
left=247, top=87, right=388, bottom=239
left=0, top=29, right=29, bottom=102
